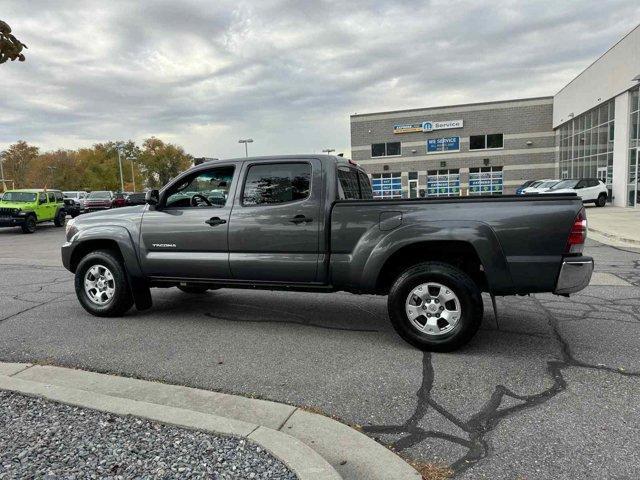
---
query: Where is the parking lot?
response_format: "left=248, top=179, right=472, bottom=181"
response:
left=1, top=224, right=639, bottom=479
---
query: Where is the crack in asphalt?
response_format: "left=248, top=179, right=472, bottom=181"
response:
left=363, top=293, right=640, bottom=477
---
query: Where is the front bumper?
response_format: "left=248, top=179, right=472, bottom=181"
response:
left=0, top=216, right=26, bottom=227
left=554, top=256, right=594, bottom=295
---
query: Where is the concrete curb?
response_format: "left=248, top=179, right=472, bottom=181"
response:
left=589, top=228, right=640, bottom=248
left=0, top=363, right=421, bottom=480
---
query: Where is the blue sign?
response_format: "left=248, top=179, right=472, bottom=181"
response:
left=427, top=136, right=460, bottom=153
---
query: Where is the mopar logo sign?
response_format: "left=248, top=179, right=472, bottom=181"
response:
left=422, top=120, right=463, bottom=132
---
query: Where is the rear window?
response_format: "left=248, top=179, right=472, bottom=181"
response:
left=242, top=162, right=311, bottom=206
left=337, top=167, right=373, bottom=200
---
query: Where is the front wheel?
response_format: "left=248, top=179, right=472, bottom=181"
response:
left=596, top=193, right=607, bottom=207
left=75, top=250, right=134, bottom=317
left=21, top=215, right=37, bottom=234
left=388, top=262, right=483, bottom=352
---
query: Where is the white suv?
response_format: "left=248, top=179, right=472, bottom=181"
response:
left=543, top=178, right=608, bottom=207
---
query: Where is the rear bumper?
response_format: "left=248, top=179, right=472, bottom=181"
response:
left=554, top=256, right=594, bottom=295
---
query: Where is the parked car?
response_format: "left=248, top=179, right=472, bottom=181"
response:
left=125, top=192, right=147, bottom=206
left=63, top=191, right=87, bottom=216
left=515, top=180, right=537, bottom=195
left=0, top=189, right=67, bottom=233
left=521, top=179, right=561, bottom=195
left=112, top=192, right=127, bottom=208
left=84, top=191, right=114, bottom=211
left=62, top=155, right=593, bottom=352
left=542, top=178, right=608, bottom=206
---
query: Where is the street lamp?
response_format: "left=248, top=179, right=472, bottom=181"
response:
left=238, top=138, right=254, bottom=157
left=322, top=148, right=335, bottom=155
left=0, top=151, right=6, bottom=192
left=47, top=165, right=56, bottom=187
left=116, top=144, right=125, bottom=192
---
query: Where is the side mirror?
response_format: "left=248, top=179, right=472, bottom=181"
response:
left=145, top=189, right=160, bottom=206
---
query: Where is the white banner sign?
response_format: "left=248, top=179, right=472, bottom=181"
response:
left=422, top=120, right=463, bottom=132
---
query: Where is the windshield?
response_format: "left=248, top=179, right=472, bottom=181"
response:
left=538, top=180, right=559, bottom=189
left=1, top=192, right=37, bottom=202
left=527, top=181, right=543, bottom=189
left=551, top=180, right=579, bottom=190
left=88, top=191, right=111, bottom=199
left=63, top=191, right=78, bottom=198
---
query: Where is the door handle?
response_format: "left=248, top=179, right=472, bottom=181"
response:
left=205, top=216, right=227, bottom=226
left=290, top=214, right=312, bottom=224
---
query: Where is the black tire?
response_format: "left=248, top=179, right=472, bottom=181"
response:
left=54, top=209, right=66, bottom=227
left=75, top=249, right=134, bottom=317
left=388, top=262, right=483, bottom=352
left=596, top=193, right=607, bottom=207
left=177, top=284, right=210, bottom=294
left=21, top=214, right=37, bottom=234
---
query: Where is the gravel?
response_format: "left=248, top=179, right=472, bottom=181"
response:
left=0, top=390, right=298, bottom=480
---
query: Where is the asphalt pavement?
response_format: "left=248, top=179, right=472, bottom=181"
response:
left=0, top=224, right=639, bottom=479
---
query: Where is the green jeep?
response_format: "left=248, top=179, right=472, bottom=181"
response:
left=0, top=189, right=67, bottom=233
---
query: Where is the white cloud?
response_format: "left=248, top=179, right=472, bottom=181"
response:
left=1, top=0, right=638, bottom=158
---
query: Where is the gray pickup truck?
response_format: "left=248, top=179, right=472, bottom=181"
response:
left=62, top=155, right=593, bottom=351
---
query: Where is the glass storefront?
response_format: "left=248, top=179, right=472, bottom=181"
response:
left=426, top=169, right=460, bottom=197
left=469, top=167, right=503, bottom=195
left=558, top=99, right=615, bottom=198
left=629, top=86, right=639, bottom=207
left=371, top=172, right=403, bottom=199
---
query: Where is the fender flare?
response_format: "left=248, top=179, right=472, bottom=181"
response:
left=356, top=220, right=513, bottom=293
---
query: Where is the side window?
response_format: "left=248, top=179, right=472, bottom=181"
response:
left=575, top=180, right=586, bottom=189
left=588, top=179, right=599, bottom=187
left=165, top=166, right=235, bottom=208
left=39, top=193, right=46, bottom=204
left=48, top=192, right=55, bottom=203
left=54, top=192, right=63, bottom=202
left=243, top=163, right=311, bottom=206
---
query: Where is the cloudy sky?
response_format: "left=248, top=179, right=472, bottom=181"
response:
left=1, top=0, right=639, bottom=158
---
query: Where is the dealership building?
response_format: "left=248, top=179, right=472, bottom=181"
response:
left=350, top=23, right=640, bottom=206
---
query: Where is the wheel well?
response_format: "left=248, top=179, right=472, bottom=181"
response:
left=69, top=239, right=123, bottom=273
left=375, top=241, right=487, bottom=295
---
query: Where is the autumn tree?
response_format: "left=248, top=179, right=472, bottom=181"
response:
left=1, top=141, right=39, bottom=188
left=0, top=20, right=27, bottom=64
left=139, top=137, right=192, bottom=188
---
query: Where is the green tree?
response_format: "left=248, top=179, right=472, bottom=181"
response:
left=2, top=141, right=39, bottom=188
left=0, top=20, right=27, bottom=64
left=139, top=137, right=192, bottom=188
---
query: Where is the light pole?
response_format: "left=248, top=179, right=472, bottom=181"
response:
left=116, top=145, right=125, bottom=192
left=47, top=165, right=56, bottom=187
left=238, top=138, right=254, bottom=157
left=129, top=156, right=136, bottom=192
left=322, top=148, right=335, bottom=155
left=0, top=151, right=6, bottom=192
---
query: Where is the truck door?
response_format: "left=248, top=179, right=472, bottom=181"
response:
left=228, top=159, right=321, bottom=283
left=139, top=164, right=237, bottom=279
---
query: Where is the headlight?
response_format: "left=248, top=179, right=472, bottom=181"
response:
left=65, top=217, right=78, bottom=240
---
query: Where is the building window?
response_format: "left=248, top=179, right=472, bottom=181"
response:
left=426, top=169, right=460, bottom=197
left=371, top=142, right=401, bottom=157
left=469, top=167, right=503, bottom=195
left=557, top=98, right=615, bottom=198
left=629, top=85, right=640, bottom=207
left=371, top=172, right=402, bottom=198
left=469, top=134, right=503, bottom=150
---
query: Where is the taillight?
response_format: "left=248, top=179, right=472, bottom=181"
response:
left=565, top=208, right=587, bottom=254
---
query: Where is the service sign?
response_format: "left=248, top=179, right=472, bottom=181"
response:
left=394, top=119, right=463, bottom=134
left=422, top=120, right=463, bottom=132
left=427, top=136, right=460, bottom=153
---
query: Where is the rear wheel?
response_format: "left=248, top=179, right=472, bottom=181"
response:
left=388, top=262, right=483, bottom=352
left=21, top=214, right=37, bottom=234
left=596, top=193, right=607, bottom=207
left=75, top=250, right=133, bottom=317
left=54, top=209, right=66, bottom=227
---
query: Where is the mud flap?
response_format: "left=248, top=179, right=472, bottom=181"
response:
left=129, top=276, right=152, bottom=311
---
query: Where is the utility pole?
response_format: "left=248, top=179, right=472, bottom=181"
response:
left=47, top=165, right=56, bottom=187
left=238, top=138, right=254, bottom=157
left=116, top=145, right=125, bottom=192
left=0, top=151, right=6, bottom=192
left=322, top=148, right=335, bottom=155
left=130, top=156, right=136, bottom=192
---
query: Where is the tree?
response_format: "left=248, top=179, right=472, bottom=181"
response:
left=0, top=20, right=27, bottom=64
left=139, top=137, right=192, bottom=188
left=2, top=141, right=39, bottom=188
